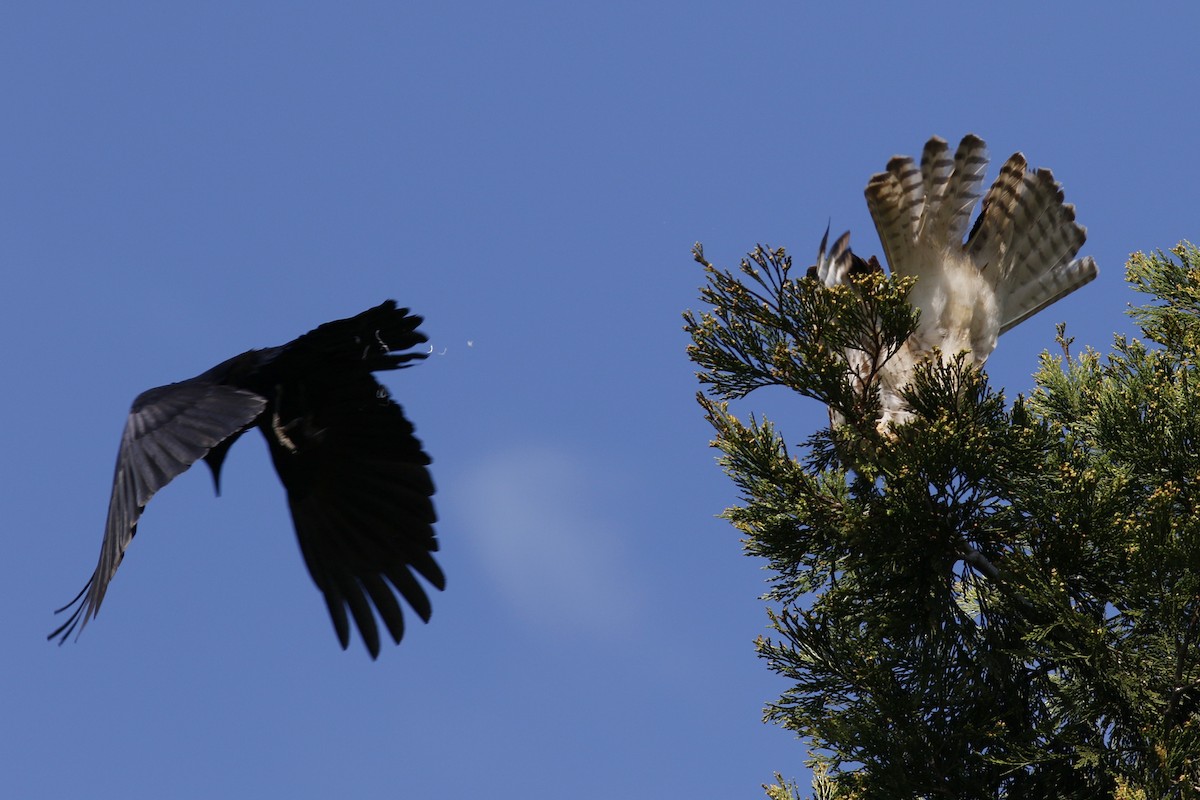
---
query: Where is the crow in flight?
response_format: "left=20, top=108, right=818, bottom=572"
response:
left=50, top=300, right=442, bottom=658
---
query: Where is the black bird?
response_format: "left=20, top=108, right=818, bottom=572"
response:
left=50, top=300, right=442, bottom=658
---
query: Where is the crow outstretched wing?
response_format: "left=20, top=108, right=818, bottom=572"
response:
left=269, top=374, right=441, bottom=658
left=50, top=382, right=267, bottom=642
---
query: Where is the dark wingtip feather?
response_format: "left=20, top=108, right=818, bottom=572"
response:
left=362, top=574, right=407, bottom=646
left=341, top=578, right=381, bottom=659
left=47, top=580, right=94, bottom=643
left=323, top=588, right=352, bottom=651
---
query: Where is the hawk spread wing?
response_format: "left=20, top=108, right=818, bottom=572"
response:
left=813, top=134, right=1098, bottom=429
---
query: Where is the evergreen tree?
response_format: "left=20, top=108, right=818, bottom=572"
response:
left=685, top=242, right=1200, bottom=799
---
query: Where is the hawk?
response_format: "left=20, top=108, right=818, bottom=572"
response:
left=809, top=134, right=1098, bottom=430
left=50, top=300, right=442, bottom=659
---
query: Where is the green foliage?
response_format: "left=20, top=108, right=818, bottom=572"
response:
left=686, top=242, right=1200, bottom=799
left=685, top=243, right=918, bottom=451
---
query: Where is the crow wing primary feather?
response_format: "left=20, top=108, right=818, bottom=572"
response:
left=49, top=381, right=268, bottom=642
left=51, top=300, right=441, bottom=658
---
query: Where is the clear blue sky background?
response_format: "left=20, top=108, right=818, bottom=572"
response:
left=2, top=3, right=1195, bottom=798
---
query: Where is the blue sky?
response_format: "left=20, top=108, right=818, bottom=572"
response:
left=2, top=3, right=1196, bottom=798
